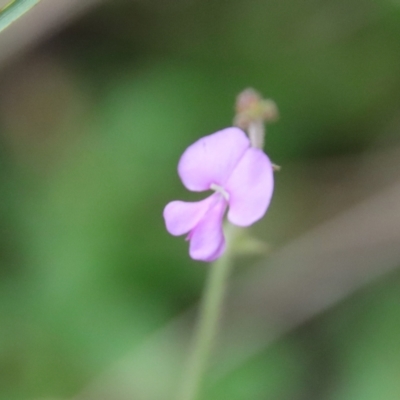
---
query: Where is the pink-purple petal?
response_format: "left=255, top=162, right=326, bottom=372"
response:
left=225, top=148, right=274, bottom=227
left=163, top=196, right=216, bottom=236
left=178, top=127, right=250, bottom=192
left=189, top=195, right=227, bottom=261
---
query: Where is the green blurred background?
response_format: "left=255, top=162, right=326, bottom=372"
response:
left=1, top=0, right=400, bottom=399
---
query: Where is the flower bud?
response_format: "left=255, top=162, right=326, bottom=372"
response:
left=234, top=88, right=279, bottom=129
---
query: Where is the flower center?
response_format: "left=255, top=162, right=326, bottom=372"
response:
left=210, top=183, right=230, bottom=201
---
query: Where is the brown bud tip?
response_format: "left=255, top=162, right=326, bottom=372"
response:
left=234, top=88, right=279, bottom=128
left=272, top=163, right=281, bottom=171
left=235, top=88, right=262, bottom=114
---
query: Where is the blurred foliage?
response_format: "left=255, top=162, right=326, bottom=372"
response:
left=0, top=0, right=400, bottom=399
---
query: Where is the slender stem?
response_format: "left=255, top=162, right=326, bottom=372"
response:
left=0, top=0, right=41, bottom=33
left=248, top=119, right=265, bottom=149
left=178, top=224, right=239, bottom=400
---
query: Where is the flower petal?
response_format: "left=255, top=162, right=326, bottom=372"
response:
left=189, top=195, right=227, bottom=261
left=163, top=195, right=215, bottom=236
left=178, top=127, right=250, bottom=192
left=226, top=148, right=274, bottom=226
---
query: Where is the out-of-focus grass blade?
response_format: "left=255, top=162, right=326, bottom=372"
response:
left=0, top=0, right=41, bottom=33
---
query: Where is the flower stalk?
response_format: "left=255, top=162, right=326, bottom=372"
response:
left=177, top=224, right=239, bottom=400
left=248, top=119, right=265, bottom=149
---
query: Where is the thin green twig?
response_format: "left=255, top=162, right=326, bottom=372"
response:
left=0, top=0, right=41, bottom=33
left=177, top=225, right=239, bottom=400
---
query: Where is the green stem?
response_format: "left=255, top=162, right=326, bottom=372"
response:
left=0, top=0, right=41, bottom=33
left=178, top=224, right=239, bottom=400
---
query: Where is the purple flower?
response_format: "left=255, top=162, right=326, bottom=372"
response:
left=163, top=127, right=274, bottom=262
